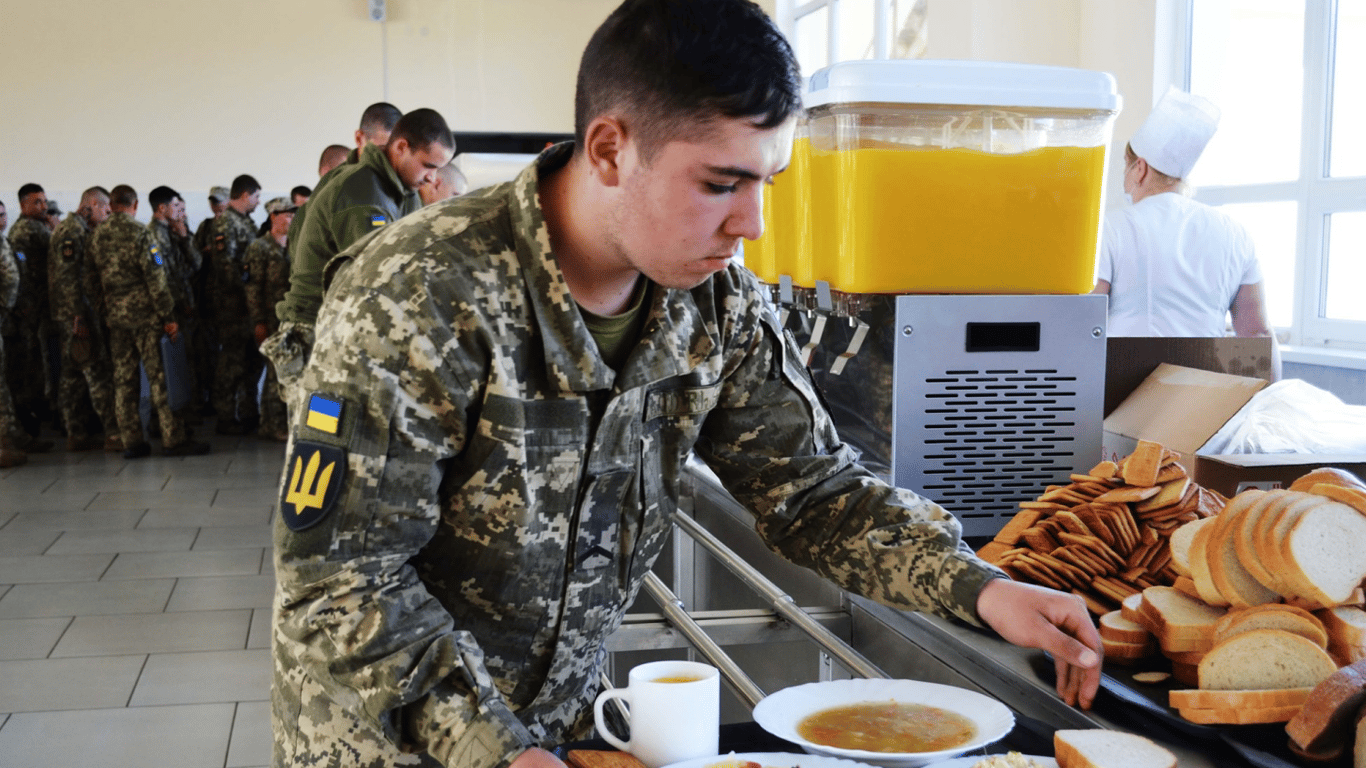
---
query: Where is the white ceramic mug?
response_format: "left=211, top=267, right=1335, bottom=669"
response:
left=593, top=660, right=720, bottom=768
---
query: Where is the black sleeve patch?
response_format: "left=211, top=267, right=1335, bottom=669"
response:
left=280, top=441, right=347, bottom=531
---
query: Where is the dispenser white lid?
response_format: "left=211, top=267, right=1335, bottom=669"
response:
left=805, top=59, right=1121, bottom=112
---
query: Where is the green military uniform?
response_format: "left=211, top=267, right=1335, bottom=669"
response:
left=49, top=213, right=119, bottom=443
left=271, top=145, right=1005, bottom=768
left=210, top=207, right=262, bottom=427
left=189, top=215, right=218, bottom=408
left=148, top=218, right=202, bottom=415
left=263, top=145, right=417, bottom=402
left=5, top=215, right=53, bottom=428
left=244, top=233, right=289, bottom=439
left=90, top=211, right=185, bottom=451
left=0, top=237, right=20, bottom=443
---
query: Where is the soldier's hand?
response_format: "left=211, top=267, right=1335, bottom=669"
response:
left=254, top=323, right=269, bottom=346
left=975, top=578, right=1102, bottom=709
left=171, top=218, right=189, bottom=237
left=509, top=748, right=568, bottom=768
left=164, top=321, right=180, bottom=342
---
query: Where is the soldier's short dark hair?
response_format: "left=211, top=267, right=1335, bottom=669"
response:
left=17, top=183, right=44, bottom=202
left=109, top=185, right=138, bottom=208
left=359, top=102, right=403, bottom=142
left=291, top=185, right=312, bottom=200
left=389, top=108, right=456, bottom=153
left=230, top=175, right=261, bottom=199
left=574, top=0, right=802, bottom=160
left=80, top=187, right=110, bottom=206
left=319, top=144, right=350, bottom=174
left=148, top=186, right=181, bottom=211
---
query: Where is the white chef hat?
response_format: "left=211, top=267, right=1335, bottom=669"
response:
left=1130, top=86, right=1221, bottom=179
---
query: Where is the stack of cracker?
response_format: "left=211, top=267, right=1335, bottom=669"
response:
left=976, top=439, right=1226, bottom=616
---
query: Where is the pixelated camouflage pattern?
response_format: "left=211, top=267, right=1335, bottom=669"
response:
left=6, top=216, right=50, bottom=321
left=107, top=324, right=184, bottom=449
left=211, top=208, right=256, bottom=316
left=48, top=214, right=117, bottom=440
left=245, top=235, right=289, bottom=332
left=271, top=144, right=1005, bottom=768
left=147, top=218, right=200, bottom=314
left=211, top=208, right=262, bottom=425
left=89, top=212, right=175, bottom=330
left=0, top=238, right=17, bottom=440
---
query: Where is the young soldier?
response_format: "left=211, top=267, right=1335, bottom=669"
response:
left=244, top=197, right=295, bottom=442
left=210, top=175, right=262, bottom=435
left=271, top=3, right=1102, bottom=768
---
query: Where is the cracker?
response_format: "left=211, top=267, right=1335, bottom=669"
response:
left=976, top=540, right=1013, bottom=564
left=993, top=507, right=1044, bottom=546
left=1135, top=477, right=1192, bottom=514
left=1020, top=527, right=1059, bottom=552
left=1155, top=462, right=1189, bottom=484
left=1019, top=500, right=1068, bottom=511
left=1089, top=460, right=1119, bottom=479
left=1095, top=485, right=1163, bottom=504
left=1122, top=439, right=1164, bottom=487
left=1054, top=510, right=1094, bottom=538
left=1054, top=546, right=1104, bottom=577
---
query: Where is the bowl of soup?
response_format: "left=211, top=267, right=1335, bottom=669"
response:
left=751, top=679, right=1015, bottom=768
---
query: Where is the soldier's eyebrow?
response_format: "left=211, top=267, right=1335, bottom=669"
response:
left=705, top=163, right=790, bottom=180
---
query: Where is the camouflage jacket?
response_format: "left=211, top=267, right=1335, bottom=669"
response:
left=90, top=211, right=175, bottom=330
left=0, top=236, right=18, bottom=316
left=6, top=216, right=51, bottom=322
left=275, top=142, right=418, bottom=326
left=244, top=234, right=288, bottom=330
left=272, top=144, right=1004, bottom=768
left=147, top=218, right=200, bottom=313
left=210, top=207, right=257, bottom=316
left=48, top=213, right=97, bottom=323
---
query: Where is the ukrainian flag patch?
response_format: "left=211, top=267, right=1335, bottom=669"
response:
left=305, top=392, right=343, bottom=434
left=151, top=245, right=163, bottom=266
left=370, top=215, right=386, bottom=227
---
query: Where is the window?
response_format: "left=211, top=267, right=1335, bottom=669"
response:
left=784, top=0, right=927, bottom=76
left=1184, top=0, right=1366, bottom=347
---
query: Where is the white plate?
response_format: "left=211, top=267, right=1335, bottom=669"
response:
left=751, top=679, right=1016, bottom=768
left=660, top=752, right=881, bottom=768
left=921, top=756, right=1058, bottom=768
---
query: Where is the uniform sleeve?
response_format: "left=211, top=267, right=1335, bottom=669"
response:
left=244, top=242, right=265, bottom=326
left=141, top=233, right=176, bottom=324
left=0, top=241, right=18, bottom=312
left=333, top=205, right=393, bottom=255
left=273, top=266, right=537, bottom=768
left=695, top=281, right=1006, bottom=627
left=48, top=233, right=80, bottom=322
left=176, top=231, right=202, bottom=273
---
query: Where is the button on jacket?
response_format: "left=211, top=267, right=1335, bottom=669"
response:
left=271, top=144, right=1003, bottom=768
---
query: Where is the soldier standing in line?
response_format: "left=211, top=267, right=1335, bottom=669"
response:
left=147, top=187, right=203, bottom=422
left=0, top=232, right=25, bottom=467
left=417, top=162, right=468, bottom=206
left=48, top=187, right=121, bottom=452
left=5, top=184, right=58, bottom=443
left=290, top=186, right=311, bottom=208
left=89, top=186, right=210, bottom=459
left=244, top=198, right=295, bottom=442
left=209, top=175, right=262, bottom=435
left=190, top=185, right=229, bottom=413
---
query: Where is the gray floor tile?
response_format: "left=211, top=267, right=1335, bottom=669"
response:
left=0, top=508, right=146, bottom=532
left=130, top=648, right=271, bottom=706
left=0, top=703, right=234, bottom=768
left=168, top=573, right=275, bottom=611
left=87, top=489, right=216, bottom=510
left=246, top=608, right=271, bottom=649
left=52, top=610, right=251, bottom=657
left=0, top=553, right=113, bottom=583
left=227, top=701, right=272, bottom=768
left=215, top=486, right=281, bottom=508
left=194, top=525, right=274, bottom=551
left=0, top=529, right=60, bottom=557
left=0, top=655, right=146, bottom=712
left=46, top=527, right=198, bottom=555
left=0, top=512, right=14, bottom=528
left=166, top=471, right=281, bottom=491
left=0, top=579, right=176, bottom=618
left=0, top=617, right=72, bottom=660
left=104, top=549, right=263, bottom=580
left=140, top=504, right=272, bottom=528
left=0, top=490, right=100, bottom=512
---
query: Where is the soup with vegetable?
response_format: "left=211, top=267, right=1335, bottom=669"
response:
left=796, top=701, right=976, bottom=753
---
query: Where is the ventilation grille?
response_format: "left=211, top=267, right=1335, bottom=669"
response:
left=912, top=368, right=1080, bottom=521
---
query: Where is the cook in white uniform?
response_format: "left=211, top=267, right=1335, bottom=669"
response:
left=1093, top=87, right=1280, bottom=377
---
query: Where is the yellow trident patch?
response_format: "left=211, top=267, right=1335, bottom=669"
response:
left=281, top=442, right=346, bottom=531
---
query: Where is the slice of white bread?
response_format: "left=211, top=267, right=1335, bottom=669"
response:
left=1120, top=592, right=1149, bottom=627
left=1212, top=605, right=1329, bottom=649
left=1309, top=483, right=1366, bottom=515
left=1316, top=606, right=1366, bottom=666
left=1198, top=629, right=1337, bottom=691
left=1281, top=500, right=1366, bottom=607
left=1231, top=490, right=1295, bottom=593
left=1099, top=611, right=1152, bottom=644
left=1053, top=730, right=1175, bottom=768
left=1176, top=703, right=1303, bottom=725
left=1168, top=516, right=1215, bottom=579
left=1140, top=586, right=1226, bottom=643
left=1206, top=490, right=1280, bottom=608
left=1252, top=492, right=1312, bottom=596
left=1286, top=659, right=1366, bottom=755
left=1103, top=636, right=1155, bottom=664
left=1186, top=521, right=1228, bottom=607
left=1289, top=467, right=1366, bottom=493
left=1169, top=686, right=1311, bottom=709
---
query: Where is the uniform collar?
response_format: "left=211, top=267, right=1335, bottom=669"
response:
left=508, top=143, right=717, bottom=394
left=360, top=142, right=408, bottom=201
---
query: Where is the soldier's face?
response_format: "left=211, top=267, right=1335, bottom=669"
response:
left=170, top=199, right=186, bottom=222
left=21, top=193, right=47, bottom=218
left=392, top=140, right=456, bottom=189
left=0, top=206, right=7, bottom=232
left=607, top=115, right=794, bottom=290
left=88, top=196, right=111, bottom=225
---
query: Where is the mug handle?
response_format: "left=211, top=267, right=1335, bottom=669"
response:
left=593, top=688, right=632, bottom=753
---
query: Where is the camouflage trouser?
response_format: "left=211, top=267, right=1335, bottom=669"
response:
left=57, top=323, right=118, bottom=440
left=109, top=324, right=185, bottom=449
left=259, top=320, right=314, bottom=418
left=0, top=334, right=19, bottom=442
left=213, top=318, right=261, bottom=425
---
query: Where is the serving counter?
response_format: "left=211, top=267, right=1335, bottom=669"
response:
left=598, top=459, right=1297, bottom=768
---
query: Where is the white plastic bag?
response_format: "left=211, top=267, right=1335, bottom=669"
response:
left=1200, top=378, right=1366, bottom=454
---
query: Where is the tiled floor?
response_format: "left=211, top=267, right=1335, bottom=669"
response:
left=0, top=430, right=284, bottom=768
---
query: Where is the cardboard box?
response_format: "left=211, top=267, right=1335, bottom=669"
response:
left=1196, top=454, right=1366, bottom=497
left=1102, top=363, right=1269, bottom=477
left=1104, top=336, right=1275, bottom=416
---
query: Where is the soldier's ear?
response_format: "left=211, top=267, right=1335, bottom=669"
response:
left=584, top=116, right=626, bottom=188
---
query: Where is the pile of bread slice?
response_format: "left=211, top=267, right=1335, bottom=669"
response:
left=1098, top=466, right=1366, bottom=728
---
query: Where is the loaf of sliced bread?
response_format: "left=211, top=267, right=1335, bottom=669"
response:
left=1100, top=611, right=1152, bottom=644
left=1186, top=521, right=1228, bottom=607
left=1206, top=490, right=1280, bottom=608
left=1212, top=605, right=1329, bottom=649
left=1103, top=636, right=1155, bottom=664
left=1177, top=703, right=1303, bottom=724
left=1281, top=500, right=1366, bottom=608
left=1289, top=467, right=1366, bottom=493
left=1140, top=586, right=1226, bottom=642
left=1285, top=659, right=1366, bottom=755
left=1053, top=729, right=1175, bottom=768
left=1317, top=606, right=1366, bottom=666
left=1168, top=516, right=1215, bottom=579
left=1198, top=629, right=1337, bottom=691
left=1231, top=490, right=1296, bottom=593
left=1169, top=686, right=1311, bottom=709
